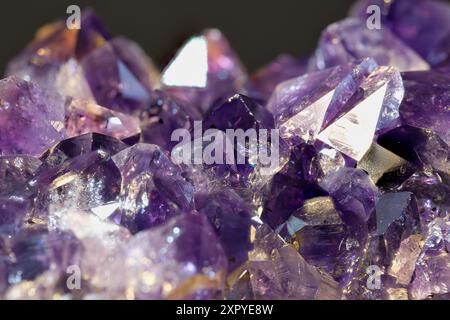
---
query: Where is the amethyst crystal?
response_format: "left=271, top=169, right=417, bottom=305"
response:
left=245, top=223, right=341, bottom=300
left=105, top=212, right=227, bottom=299
left=320, top=167, right=380, bottom=225
left=161, top=29, right=247, bottom=114
left=267, top=59, right=404, bottom=161
left=65, top=98, right=141, bottom=140
left=351, top=0, right=450, bottom=67
left=399, top=70, right=450, bottom=145
left=139, top=90, right=200, bottom=151
left=1, top=5, right=450, bottom=300
left=195, top=188, right=254, bottom=271
left=399, top=171, right=450, bottom=228
left=0, top=156, right=41, bottom=233
left=0, top=77, right=65, bottom=156
left=312, top=18, right=429, bottom=72
left=112, top=143, right=194, bottom=233
left=249, top=54, right=307, bottom=102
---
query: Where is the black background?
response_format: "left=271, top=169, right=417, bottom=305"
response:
left=1, top=0, right=449, bottom=74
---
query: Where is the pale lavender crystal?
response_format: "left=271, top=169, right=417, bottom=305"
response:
left=161, top=29, right=247, bottom=114
left=247, top=223, right=341, bottom=300
left=410, top=217, right=450, bottom=299
left=0, top=156, right=41, bottom=233
left=106, top=212, right=227, bottom=299
left=0, top=77, right=65, bottom=156
left=267, top=59, right=404, bottom=161
left=312, top=18, right=429, bottom=72
left=112, top=143, right=194, bottom=233
left=33, top=135, right=123, bottom=220
left=351, top=0, right=450, bottom=66
left=400, top=70, right=450, bottom=145
left=249, top=54, right=307, bottom=102
left=65, top=98, right=141, bottom=140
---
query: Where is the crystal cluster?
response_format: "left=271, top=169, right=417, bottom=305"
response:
left=0, top=1, right=449, bottom=300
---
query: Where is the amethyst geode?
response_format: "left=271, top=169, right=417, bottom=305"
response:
left=1, top=1, right=450, bottom=300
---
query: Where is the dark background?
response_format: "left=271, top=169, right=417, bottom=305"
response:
left=0, top=0, right=416, bottom=74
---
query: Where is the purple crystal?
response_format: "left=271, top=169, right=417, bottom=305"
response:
left=373, top=192, right=421, bottom=262
left=410, top=217, right=450, bottom=299
left=267, top=59, right=404, bottom=160
left=247, top=223, right=341, bottom=300
left=351, top=0, right=450, bottom=66
left=261, top=143, right=328, bottom=230
left=195, top=189, right=254, bottom=271
left=3, top=226, right=82, bottom=289
left=139, top=90, right=200, bottom=151
left=249, top=54, right=307, bottom=102
left=312, top=18, right=429, bottom=72
left=81, top=42, right=151, bottom=115
left=399, top=171, right=450, bottom=228
left=108, top=212, right=227, bottom=299
left=320, top=168, right=380, bottom=225
left=110, top=37, right=160, bottom=92
left=399, top=70, right=450, bottom=145
left=112, top=143, right=194, bottom=233
left=0, top=77, right=66, bottom=156
left=65, top=98, right=141, bottom=140
left=6, top=9, right=110, bottom=91
left=0, top=156, right=40, bottom=233
left=162, top=29, right=248, bottom=114
left=378, top=125, right=449, bottom=173
left=33, top=136, right=123, bottom=220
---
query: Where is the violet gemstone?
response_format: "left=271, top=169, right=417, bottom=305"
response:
left=65, top=97, right=141, bottom=140
left=320, top=168, right=380, bottom=225
left=139, top=90, right=200, bottom=151
left=399, top=171, right=450, bottom=228
left=39, top=132, right=127, bottom=168
left=312, top=18, right=429, bottom=72
left=378, top=125, right=450, bottom=174
left=351, top=0, right=450, bottom=66
left=410, top=217, right=450, bottom=299
left=4, top=226, right=82, bottom=287
left=399, top=70, right=450, bottom=145
left=261, top=143, right=328, bottom=230
left=6, top=9, right=110, bottom=91
left=195, top=189, right=254, bottom=271
left=112, top=212, right=227, bottom=299
left=0, top=77, right=66, bottom=157
left=247, top=223, right=341, bottom=300
left=373, top=192, right=420, bottom=259
left=81, top=42, right=151, bottom=115
left=112, top=143, right=194, bottom=233
left=34, top=149, right=122, bottom=219
left=203, top=94, right=274, bottom=131
left=249, top=54, right=307, bottom=102
left=267, top=59, right=404, bottom=160
left=0, top=156, right=41, bottom=233
left=161, top=29, right=248, bottom=114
